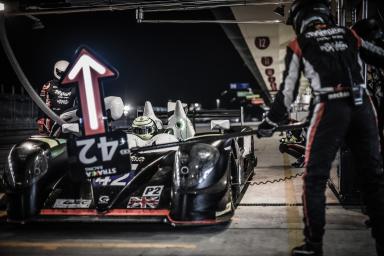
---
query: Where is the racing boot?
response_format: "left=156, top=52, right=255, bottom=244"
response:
left=292, top=156, right=305, bottom=168
left=291, top=240, right=323, bottom=256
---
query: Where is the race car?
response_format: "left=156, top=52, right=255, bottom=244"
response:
left=1, top=100, right=257, bottom=226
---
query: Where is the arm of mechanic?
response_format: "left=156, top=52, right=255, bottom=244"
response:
left=36, top=81, right=51, bottom=134
left=351, top=29, right=384, bottom=68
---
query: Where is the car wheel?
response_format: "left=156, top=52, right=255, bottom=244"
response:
left=229, top=153, right=240, bottom=204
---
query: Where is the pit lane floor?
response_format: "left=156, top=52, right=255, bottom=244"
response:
left=0, top=135, right=376, bottom=256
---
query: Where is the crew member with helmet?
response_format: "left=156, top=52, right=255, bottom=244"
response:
left=37, top=60, right=77, bottom=134
left=257, top=0, right=384, bottom=255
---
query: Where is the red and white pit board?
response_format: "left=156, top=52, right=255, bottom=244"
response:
left=62, top=47, right=116, bottom=136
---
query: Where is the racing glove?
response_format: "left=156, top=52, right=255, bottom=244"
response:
left=256, top=117, right=278, bottom=138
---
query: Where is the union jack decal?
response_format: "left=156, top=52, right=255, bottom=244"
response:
left=127, top=196, right=160, bottom=209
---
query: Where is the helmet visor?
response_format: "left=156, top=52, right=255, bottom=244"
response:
left=133, top=126, right=155, bottom=135
left=55, top=68, right=65, bottom=79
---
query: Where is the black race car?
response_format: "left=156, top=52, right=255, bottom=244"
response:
left=1, top=121, right=257, bottom=226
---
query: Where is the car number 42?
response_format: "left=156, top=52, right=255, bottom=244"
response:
left=94, top=173, right=131, bottom=186
left=76, top=137, right=118, bottom=165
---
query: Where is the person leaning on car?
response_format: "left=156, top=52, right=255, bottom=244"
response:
left=256, top=0, right=384, bottom=255
left=36, top=60, right=77, bottom=135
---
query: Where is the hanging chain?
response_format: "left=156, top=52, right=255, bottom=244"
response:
left=232, top=171, right=305, bottom=186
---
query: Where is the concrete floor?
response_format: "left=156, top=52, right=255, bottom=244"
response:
left=0, top=135, right=377, bottom=256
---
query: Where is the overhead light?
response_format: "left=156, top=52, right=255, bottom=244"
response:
left=273, top=4, right=285, bottom=17
left=0, top=3, right=4, bottom=11
left=136, top=7, right=144, bottom=23
left=123, top=105, right=131, bottom=116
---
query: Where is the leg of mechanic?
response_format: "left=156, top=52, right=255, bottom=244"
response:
left=293, top=100, right=351, bottom=256
left=347, top=96, right=384, bottom=256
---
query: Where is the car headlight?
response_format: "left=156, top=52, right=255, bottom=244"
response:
left=175, top=143, right=219, bottom=188
left=24, top=150, right=49, bottom=186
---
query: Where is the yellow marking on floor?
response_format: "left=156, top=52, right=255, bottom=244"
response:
left=0, top=241, right=197, bottom=251
left=283, top=154, right=303, bottom=251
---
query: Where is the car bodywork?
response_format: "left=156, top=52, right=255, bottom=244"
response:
left=1, top=122, right=257, bottom=226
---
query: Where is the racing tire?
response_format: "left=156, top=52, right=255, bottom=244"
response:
left=229, top=153, right=240, bottom=204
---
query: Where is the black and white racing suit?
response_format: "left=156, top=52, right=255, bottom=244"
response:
left=267, top=26, right=384, bottom=245
left=37, top=79, right=77, bottom=135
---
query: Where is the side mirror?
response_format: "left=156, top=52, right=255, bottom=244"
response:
left=62, top=123, right=80, bottom=134
left=210, top=120, right=230, bottom=130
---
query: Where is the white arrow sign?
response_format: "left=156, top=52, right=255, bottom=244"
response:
left=68, top=55, right=106, bottom=130
left=62, top=47, right=116, bottom=136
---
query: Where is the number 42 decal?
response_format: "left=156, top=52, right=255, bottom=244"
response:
left=77, top=137, right=118, bottom=164
left=94, top=173, right=131, bottom=186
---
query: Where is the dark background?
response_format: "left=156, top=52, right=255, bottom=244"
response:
left=0, top=10, right=256, bottom=108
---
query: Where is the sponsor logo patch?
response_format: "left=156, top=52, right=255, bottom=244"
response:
left=143, top=185, right=164, bottom=197
left=131, top=156, right=145, bottom=163
left=85, top=165, right=117, bottom=178
left=98, top=195, right=110, bottom=204
left=53, top=199, right=92, bottom=209
left=127, top=196, right=160, bottom=209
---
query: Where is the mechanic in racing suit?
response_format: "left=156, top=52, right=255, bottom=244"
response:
left=36, top=60, right=77, bottom=135
left=256, top=0, right=384, bottom=255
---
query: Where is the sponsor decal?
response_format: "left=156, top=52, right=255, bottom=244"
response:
left=53, top=199, right=92, bottom=209
left=127, top=196, right=160, bottom=209
left=261, top=56, right=273, bottom=67
left=305, top=28, right=345, bottom=38
left=131, top=155, right=145, bottom=163
left=143, top=185, right=164, bottom=197
left=119, top=149, right=130, bottom=155
left=85, top=165, right=117, bottom=178
left=98, top=195, right=110, bottom=204
left=327, top=91, right=350, bottom=100
left=319, top=41, right=348, bottom=52
left=255, top=36, right=270, bottom=50
left=131, top=164, right=139, bottom=171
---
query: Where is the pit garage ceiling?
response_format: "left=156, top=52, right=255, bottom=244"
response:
left=231, top=5, right=295, bottom=97
left=3, top=0, right=303, bottom=104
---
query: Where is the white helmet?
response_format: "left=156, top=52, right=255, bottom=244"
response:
left=132, top=116, right=157, bottom=140
left=54, top=60, right=69, bottom=80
